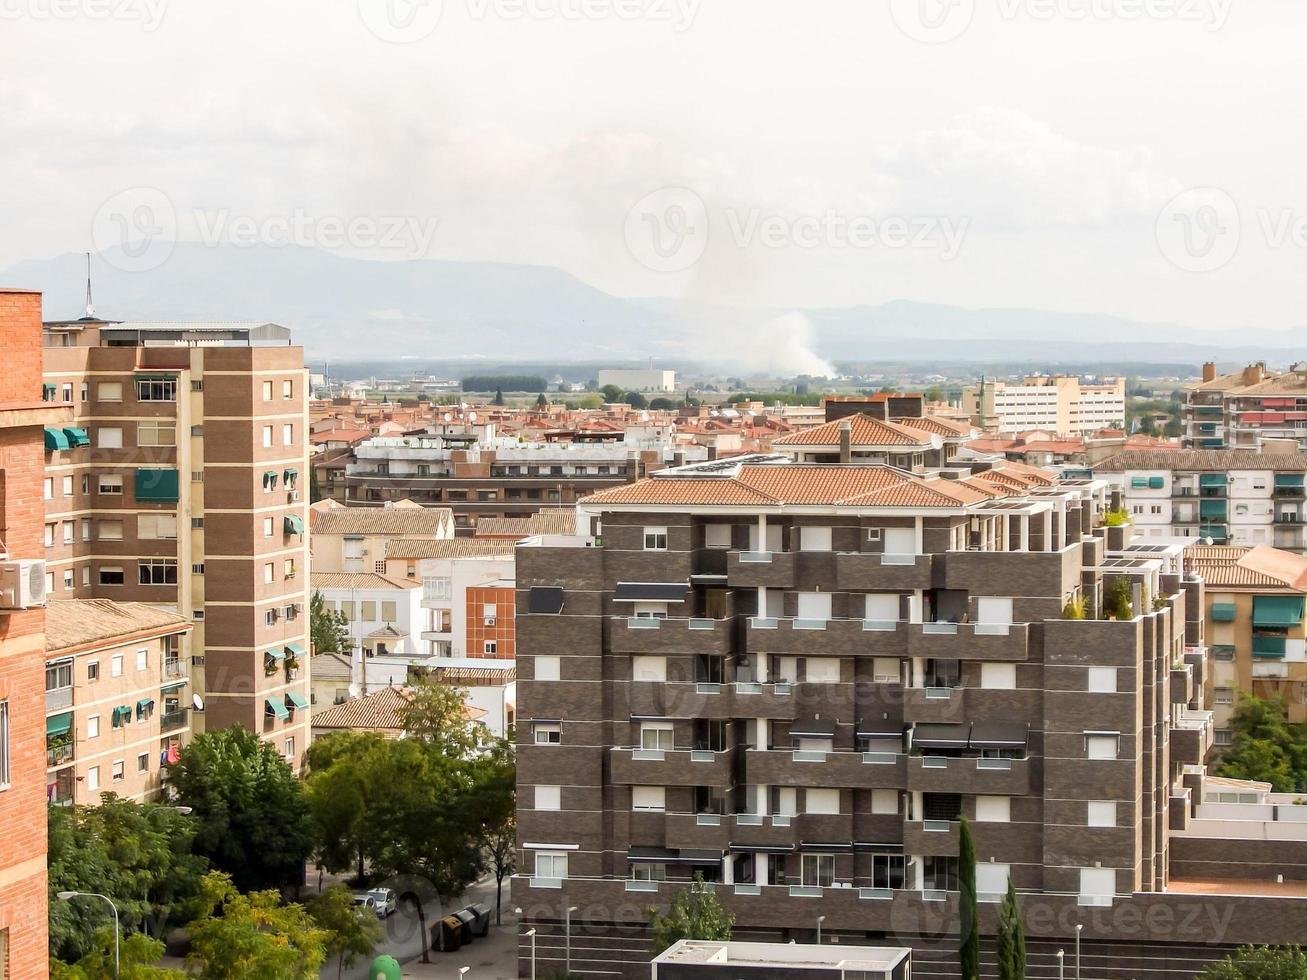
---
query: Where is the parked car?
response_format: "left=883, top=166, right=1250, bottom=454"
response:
left=368, top=887, right=398, bottom=918
left=351, top=894, right=378, bottom=917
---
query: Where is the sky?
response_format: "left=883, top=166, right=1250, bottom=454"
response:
left=3, top=0, right=1306, bottom=333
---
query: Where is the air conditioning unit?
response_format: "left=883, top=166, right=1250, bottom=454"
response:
left=0, top=559, right=47, bottom=610
left=288, top=490, right=299, bottom=502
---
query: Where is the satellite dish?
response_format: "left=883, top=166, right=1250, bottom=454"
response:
left=443, top=412, right=452, bottom=422
left=469, top=412, right=477, bottom=422
left=348, top=683, right=361, bottom=698
left=191, top=694, right=204, bottom=711
left=641, top=411, right=650, bottom=422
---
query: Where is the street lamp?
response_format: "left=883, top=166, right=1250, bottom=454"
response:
left=458, top=969, right=469, bottom=979
left=525, top=928, right=537, bottom=980
left=58, top=891, right=119, bottom=979
left=1057, top=948, right=1065, bottom=980
left=815, top=915, right=826, bottom=945
left=565, top=905, right=578, bottom=975
left=1075, top=923, right=1083, bottom=980
left=171, top=806, right=193, bottom=815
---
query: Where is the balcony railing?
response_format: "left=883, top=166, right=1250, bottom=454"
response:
left=160, top=708, right=189, bottom=732
left=45, top=687, right=73, bottom=711
left=163, top=659, right=185, bottom=679
left=46, top=741, right=74, bottom=768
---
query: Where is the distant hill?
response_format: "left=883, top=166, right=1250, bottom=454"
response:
left=3, top=244, right=1302, bottom=370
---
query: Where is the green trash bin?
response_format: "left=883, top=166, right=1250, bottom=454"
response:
left=369, top=954, right=402, bottom=980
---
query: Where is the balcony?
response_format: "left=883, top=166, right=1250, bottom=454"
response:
left=730, top=814, right=799, bottom=850
left=906, top=755, right=1031, bottom=795
left=1172, top=709, right=1214, bottom=766
left=658, top=682, right=797, bottom=721
left=160, top=707, right=189, bottom=733
left=610, top=747, right=733, bottom=786
left=745, top=749, right=905, bottom=789
left=903, top=819, right=960, bottom=856
left=664, top=812, right=731, bottom=849
left=610, top=617, right=731, bottom=656
left=162, top=658, right=185, bottom=680
left=835, top=552, right=932, bottom=591
left=902, top=687, right=966, bottom=724
left=46, top=739, right=74, bottom=769
left=45, top=686, right=73, bottom=712
left=727, top=550, right=795, bottom=589
left=907, top=622, right=1029, bottom=662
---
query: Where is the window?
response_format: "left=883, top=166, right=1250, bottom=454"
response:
left=136, top=648, right=148, bottom=671
left=46, top=660, right=72, bottom=692
left=111, top=655, right=123, bottom=677
left=805, top=788, right=840, bottom=814
left=872, top=657, right=901, bottom=684
left=112, top=760, right=125, bottom=782
left=44, top=524, right=54, bottom=548
left=262, top=425, right=273, bottom=448
left=643, top=526, right=668, bottom=551
left=97, top=426, right=123, bottom=449
left=62, top=475, right=73, bottom=496
left=100, top=567, right=125, bottom=587
left=264, top=609, right=279, bottom=627
left=801, top=853, right=834, bottom=888
left=483, top=603, right=498, bottom=625
left=799, top=526, right=832, bottom=552
left=640, top=723, right=674, bottom=752
left=632, top=655, right=667, bottom=682
left=98, top=520, right=124, bottom=541
left=137, top=514, right=178, bottom=539
left=263, top=563, right=275, bottom=584
left=981, top=662, right=1016, bottom=690
left=0, top=700, right=8, bottom=788
left=137, top=421, right=177, bottom=446
left=1079, top=867, right=1116, bottom=899
left=704, top=524, right=732, bottom=549
left=381, top=601, right=397, bottom=622
left=98, top=381, right=122, bottom=402
left=282, top=423, right=294, bottom=446
left=975, top=795, right=1011, bottom=823
left=872, top=853, right=905, bottom=890
left=285, top=738, right=295, bottom=759
left=535, top=656, right=561, bottom=681
left=483, top=641, right=497, bottom=656
left=139, top=560, right=178, bottom=586
left=81, top=518, right=91, bottom=541
left=1215, top=687, right=1234, bottom=705
left=263, top=517, right=274, bottom=537
left=871, top=788, right=899, bottom=815
left=136, top=378, right=177, bottom=401
left=359, top=600, right=376, bottom=621
left=1087, top=667, right=1118, bottom=694
left=262, top=381, right=274, bottom=400
left=61, top=521, right=73, bottom=544
left=87, top=662, right=99, bottom=682
left=1215, top=729, right=1233, bottom=746
left=81, top=567, right=90, bottom=587
left=137, top=752, right=150, bottom=772
left=1088, top=801, right=1117, bottom=827
left=61, top=382, right=72, bottom=402
left=534, top=851, right=568, bottom=880
left=282, top=379, right=294, bottom=399
left=1085, top=734, right=1120, bottom=760
left=533, top=722, right=562, bottom=745
left=98, top=474, right=123, bottom=494
left=632, top=786, right=666, bottom=811
left=535, top=785, right=561, bottom=810
left=86, top=765, right=99, bottom=792
left=284, top=559, right=296, bottom=580
left=804, top=657, right=840, bottom=683
left=43, top=477, right=52, bottom=501
left=87, top=715, right=100, bottom=739
left=796, top=592, right=832, bottom=622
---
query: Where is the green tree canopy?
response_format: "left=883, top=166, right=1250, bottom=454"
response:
left=51, top=930, right=187, bottom=980
left=958, top=815, right=979, bottom=980
left=599, top=384, right=624, bottom=403
left=308, top=885, right=383, bottom=980
left=624, top=391, right=648, bottom=409
left=185, top=872, right=326, bottom=980
left=311, top=590, right=350, bottom=655
left=170, top=726, right=314, bottom=893
left=1215, top=694, right=1307, bottom=792
left=1198, top=945, right=1307, bottom=979
left=649, top=872, right=734, bottom=955
left=996, top=877, right=1027, bottom=980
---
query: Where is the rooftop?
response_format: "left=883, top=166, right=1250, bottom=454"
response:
left=773, top=413, right=938, bottom=449
left=310, top=684, right=486, bottom=731
left=312, top=504, right=454, bottom=537
left=1187, top=544, right=1307, bottom=591
left=45, top=599, right=190, bottom=655
left=474, top=510, right=578, bottom=538
left=384, top=538, right=518, bottom=560
left=309, top=572, right=419, bottom=591
left=652, top=939, right=911, bottom=971
left=1097, top=450, right=1307, bottom=472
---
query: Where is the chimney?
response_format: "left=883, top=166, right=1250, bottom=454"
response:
left=1242, top=362, right=1266, bottom=386
left=839, top=419, right=852, bottom=464
left=1202, top=361, right=1217, bottom=383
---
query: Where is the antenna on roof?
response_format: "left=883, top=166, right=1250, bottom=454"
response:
left=82, top=251, right=96, bottom=319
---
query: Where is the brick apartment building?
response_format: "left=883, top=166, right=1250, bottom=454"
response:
left=0, top=289, right=65, bottom=978
left=513, top=432, right=1307, bottom=979
left=1183, top=360, right=1307, bottom=451
left=41, top=316, right=312, bottom=766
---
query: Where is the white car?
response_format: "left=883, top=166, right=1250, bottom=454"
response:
left=351, top=894, right=378, bottom=917
left=368, top=888, right=398, bottom=918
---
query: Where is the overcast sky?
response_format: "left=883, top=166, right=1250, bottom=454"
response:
left=3, top=0, right=1305, bottom=331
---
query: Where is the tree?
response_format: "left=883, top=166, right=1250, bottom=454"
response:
left=624, top=391, right=648, bottom=409
left=306, top=731, right=382, bottom=883
left=1101, top=576, right=1134, bottom=620
left=996, top=877, right=1027, bottom=980
left=308, top=885, right=383, bottom=980
left=600, top=384, right=624, bottom=403
left=493, top=387, right=505, bottom=406
left=1198, top=946, right=1307, bottom=979
left=1216, top=694, right=1307, bottom=792
left=185, top=872, right=326, bottom=980
left=923, top=385, right=944, bottom=403
left=958, top=815, right=980, bottom=980
left=170, top=726, right=314, bottom=893
left=399, top=679, right=484, bottom=758
left=649, top=872, right=734, bottom=954
left=649, top=398, right=676, bottom=411
left=467, top=740, right=516, bottom=924
left=536, top=393, right=548, bottom=408
left=48, top=796, right=208, bottom=962
left=311, top=590, right=351, bottom=655
left=51, top=930, right=187, bottom=980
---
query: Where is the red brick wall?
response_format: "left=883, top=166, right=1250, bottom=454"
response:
left=466, top=585, right=515, bottom=659
left=0, top=288, right=51, bottom=980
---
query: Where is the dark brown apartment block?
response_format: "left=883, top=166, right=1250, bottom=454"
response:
left=514, top=448, right=1307, bottom=979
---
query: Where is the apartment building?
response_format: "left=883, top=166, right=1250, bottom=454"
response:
left=1095, top=450, right=1307, bottom=553
left=596, top=368, right=676, bottom=392
left=1182, top=361, right=1307, bottom=451
left=1186, top=545, right=1307, bottom=735
left=44, top=599, right=191, bottom=805
left=41, top=317, right=312, bottom=767
left=962, top=375, right=1126, bottom=436
left=309, top=500, right=454, bottom=571
left=513, top=450, right=1307, bottom=978
left=309, top=570, right=425, bottom=661
left=0, top=288, right=62, bottom=979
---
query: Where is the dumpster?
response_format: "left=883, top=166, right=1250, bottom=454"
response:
left=453, top=908, right=478, bottom=942
left=463, top=903, right=492, bottom=938
left=432, top=914, right=465, bottom=952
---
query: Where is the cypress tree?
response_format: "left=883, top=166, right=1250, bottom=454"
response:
left=959, top=815, right=980, bottom=980
left=997, top=876, right=1027, bottom=980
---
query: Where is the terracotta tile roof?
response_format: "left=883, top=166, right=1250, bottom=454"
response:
left=772, top=414, right=936, bottom=449
left=892, top=415, right=976, bottom=438
left=310, top=572, right=420, bottom=591
left=312, top=505, right=454, bottom=537
left=384, top=538, right=517, bottom=560
left=474, top=510, right=577, bottom=538
left=45, top=599, right=190, bottom=655
left=309, top=652, right=353, bottom=680
left=1097, top=450, right=1307, bottom=472
left=583, top=478, right=779, bottom=507
left=311, top=685, right=486, bottom=732
left=1188, top=544, right=1307, bottom=590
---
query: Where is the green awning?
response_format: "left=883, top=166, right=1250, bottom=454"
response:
left=283, top=468, right=298, bottom=482
left=1199, top=500, right=1228, bottom=519
left=284, top=643, right=305, bottom=659
left=46, top=713, right=72, bottom=737
left=42, top=383, right=57, bottom=399
left=135, top=468, right=180, bottom=503
left=1276, top=474, right=1306, bottom=488
left=112, top=705, right=132, bottom=725
left=283, top=515, right=304, bottom=535
left=1252, top=635, right=1287, bottom=658
left=1148, top=477, right=1165, bottom=489
left=1200, top=526, right=1229, bottom=542
left=63, top=427, right=90, bottom=448
left=133, top=373, right=177, bottom=381
left=1201, top=439, right=1225, bottom=449
left=1199, top=474, right=1229, bottom=487
left=262, top=471, right=278, bottom=488
left=1211, top=603, right=1237, bottom=622
left=43, top=427, right=70, bottom=451
left=285, top=691, right=309, bottom=710
left=136, top=698, right=155, bottom=718
left=161, top=681, right=187, bottom=692
left=265, top=647, right=286, bottom=662
left=1253, top=595, right=1305, bottom=629
left=1130, top=477, right=1148, bottom=489
left=265, top=697, right=290, bottom=720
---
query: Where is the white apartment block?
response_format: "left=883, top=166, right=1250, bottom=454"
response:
left=964, top=375, right=1126, bottom=436
left=596, top=368, right=676, bottom=392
